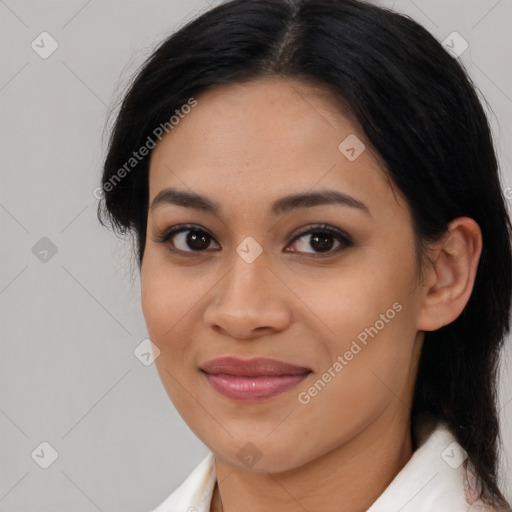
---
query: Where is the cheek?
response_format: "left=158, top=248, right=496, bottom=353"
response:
left=140, top=252, right=194, bottom=340
left=300, top=242, right=420, bottom=384
left=294, top=255, right=416, bottom=345
left=140, top=259, right=195, bottom=405
left=319, top=270, right=420, bottom=412
left=141, top=264, right=169, bottom=340
left=140, top=250, right=216, bottom=384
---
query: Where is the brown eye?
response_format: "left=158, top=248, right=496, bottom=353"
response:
left=286, top=224, right=354, bottom=256
left=156, top=225, right=220, bottom=253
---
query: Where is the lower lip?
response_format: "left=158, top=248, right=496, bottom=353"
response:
left=203, top=372, right=310, bottom=401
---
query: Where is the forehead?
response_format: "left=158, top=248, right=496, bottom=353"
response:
left=147, top=77, right=403, bottom=221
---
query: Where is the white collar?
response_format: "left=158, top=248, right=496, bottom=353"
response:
left=151, top=419, right=490, bottom=511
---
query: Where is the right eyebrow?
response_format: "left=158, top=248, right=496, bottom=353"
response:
left=151, top=188, right=221, bottom=214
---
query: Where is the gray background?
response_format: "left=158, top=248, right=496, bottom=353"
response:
left=0, top=0, right=511, bottom=510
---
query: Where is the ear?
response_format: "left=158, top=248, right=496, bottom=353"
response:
left=417, top=217, right=482, bottom=332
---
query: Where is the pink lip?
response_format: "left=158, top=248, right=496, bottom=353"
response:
left=200, top=357, right=312, bottom=401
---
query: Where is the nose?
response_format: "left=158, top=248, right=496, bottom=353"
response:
left=203, top=249, right=292, bottom=340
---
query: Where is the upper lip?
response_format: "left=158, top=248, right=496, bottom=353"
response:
left=200, top=357, right=312, bottom=377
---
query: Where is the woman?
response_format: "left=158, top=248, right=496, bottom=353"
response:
left=97, top=0, right=512, bottom=510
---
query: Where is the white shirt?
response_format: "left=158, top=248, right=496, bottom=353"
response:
left=150, top=419, right=494, bottom=512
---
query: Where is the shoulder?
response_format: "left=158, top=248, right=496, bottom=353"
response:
left=368, top=418, right=500, bottom=511
left=149, top=452, right=216, bottom=512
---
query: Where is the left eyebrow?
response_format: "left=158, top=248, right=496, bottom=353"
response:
left=150, top=187, right=371, bottom=217
left=271, top=190, right=371, bottom=217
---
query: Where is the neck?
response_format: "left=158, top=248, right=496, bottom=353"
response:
left=211, top=410, right=413, bottom=512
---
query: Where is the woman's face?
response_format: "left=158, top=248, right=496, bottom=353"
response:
left=141, top=77, right=426, bottom=473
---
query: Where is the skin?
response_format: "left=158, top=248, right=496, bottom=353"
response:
left=140, top=77, right=482, bottom=512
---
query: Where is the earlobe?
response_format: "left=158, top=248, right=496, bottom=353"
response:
left=416, top=217, right=482, bottom=332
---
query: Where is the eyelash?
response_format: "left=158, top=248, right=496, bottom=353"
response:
left=153, top=223, right=354, bottom=258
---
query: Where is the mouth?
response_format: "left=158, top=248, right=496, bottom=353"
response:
left=200, top=357, right=312, bottom=401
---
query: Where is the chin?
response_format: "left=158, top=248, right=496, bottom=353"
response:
left=208, top=436, right=313, bottom=475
